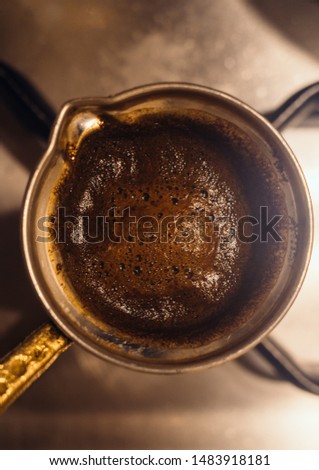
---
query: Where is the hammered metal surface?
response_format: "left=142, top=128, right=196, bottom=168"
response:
left=0, top=323, right=70, bottom=414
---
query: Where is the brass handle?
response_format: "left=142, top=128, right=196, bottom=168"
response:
left=0, top=322, right=71, bottom=414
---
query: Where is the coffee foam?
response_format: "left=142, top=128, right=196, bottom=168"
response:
left=51, top=108, right=287, bottom=346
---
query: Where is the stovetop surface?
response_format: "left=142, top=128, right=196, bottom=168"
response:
left=1, top=0, right=319, bottom=449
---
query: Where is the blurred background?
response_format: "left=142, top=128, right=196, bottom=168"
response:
left=1, top=0, right=319, bottom=449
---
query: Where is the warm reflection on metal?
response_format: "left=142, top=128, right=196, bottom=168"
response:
left=264, top=82, right=319, bottom=131
left=0, top=323, right=71, bottom=415
left=256, top=337, right=319, bottom=395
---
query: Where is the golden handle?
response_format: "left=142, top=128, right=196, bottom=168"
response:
left=0, top=322, right=71, bottom=415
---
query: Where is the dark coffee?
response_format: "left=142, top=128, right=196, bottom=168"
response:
left=51, top=109, right=287, bottom=346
